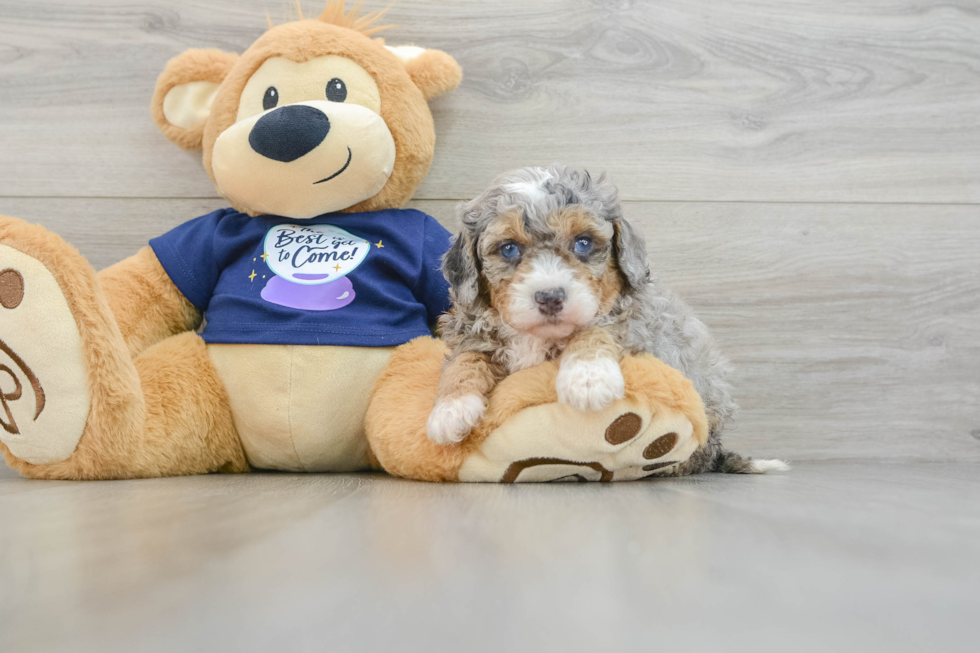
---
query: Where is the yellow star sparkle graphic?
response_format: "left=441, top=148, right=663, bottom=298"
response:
left=248, top=270, right=257, bottom=282
left=261, top=252, right=269, bottom=261
left=375, top=240, right=384, bottom=248
left=333, top=264, right=342, bottom=272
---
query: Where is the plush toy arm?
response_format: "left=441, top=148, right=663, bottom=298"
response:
left=97, top=246, right=202, bottom=358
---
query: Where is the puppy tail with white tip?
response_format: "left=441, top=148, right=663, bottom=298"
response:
left=714, top=449, right=790, bottom=474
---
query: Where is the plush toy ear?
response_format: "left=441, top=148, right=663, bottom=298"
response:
left=151, top=49, right=239, bottom=150
left=386, top=46, right=463, bottom=100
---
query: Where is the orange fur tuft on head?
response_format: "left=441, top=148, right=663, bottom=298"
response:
left=266, top=1, right=394, bottom=35
left=318, top=1, right=393, bottom=36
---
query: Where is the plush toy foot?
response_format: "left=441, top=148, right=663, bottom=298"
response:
left=0, top=216, right=155, bottom=479
left=1, top=217, right=248, bottom=480
left=458, top=392, right=701, bottom=483
left=0, top=218, right=95, bottom=467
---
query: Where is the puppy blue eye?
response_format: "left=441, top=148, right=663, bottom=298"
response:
left=500, top=243, right=521, bottom=259
left=574, top=237, right=593, bottom=255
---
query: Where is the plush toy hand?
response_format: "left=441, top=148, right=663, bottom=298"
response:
left=555, top=356, right=626, bottom=412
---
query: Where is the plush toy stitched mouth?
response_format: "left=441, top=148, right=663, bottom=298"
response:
left=313, top=147, right=353, bottom=185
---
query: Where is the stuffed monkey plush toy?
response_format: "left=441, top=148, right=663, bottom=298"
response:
left=0, top=2, right=708, bottom=482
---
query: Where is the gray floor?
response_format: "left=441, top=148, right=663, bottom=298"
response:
left=1, top=461, right=977, bottom=652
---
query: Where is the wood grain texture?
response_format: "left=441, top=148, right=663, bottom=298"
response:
left=0, top=0, right=978, bottom=201
left=2, top=197, right=977, bottom=462
left=1, top=462, right=978, bottom=652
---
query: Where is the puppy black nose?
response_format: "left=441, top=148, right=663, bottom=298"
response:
left=534, top=288, right=566, bottom=316
left=248, top=105, right=330, bottom=162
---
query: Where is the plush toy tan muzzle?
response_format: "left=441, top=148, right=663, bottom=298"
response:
left=212, top=100, right=396, bottom=219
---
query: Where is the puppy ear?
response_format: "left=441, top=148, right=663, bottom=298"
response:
left=387, top=46, right=463, bottom=100
left=613, top=217, right=650, bottom=291
left=151, top=48, right=239, bottom=150
left=442, top=232, right=481, bottom=309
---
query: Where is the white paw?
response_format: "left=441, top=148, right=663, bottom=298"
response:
left=555, top=357, right=625, bottom=412
left=426, top=394, right=486, bottom=445
left=749, top=459, right=791, bottom=473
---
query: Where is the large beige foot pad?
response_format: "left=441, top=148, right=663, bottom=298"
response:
left=367, top=338, right=709, bottom=483
left=459, top=399, right=700, bottom=482
left=0, top=229, right=90, bottom=465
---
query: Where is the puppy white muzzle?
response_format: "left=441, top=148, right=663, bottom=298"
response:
left=506, top=253, right=599, bottom=337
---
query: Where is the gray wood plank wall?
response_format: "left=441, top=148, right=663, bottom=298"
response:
left=0, top=1, right=977, bottom=462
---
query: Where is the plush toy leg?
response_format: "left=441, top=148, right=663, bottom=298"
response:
left=0, top=217, right=247, bottom=479
left=458, top=355, right=710, bottom=482
left=367, top=338, right=711, bottom=483
left=366, top=337, right=476, bottom=482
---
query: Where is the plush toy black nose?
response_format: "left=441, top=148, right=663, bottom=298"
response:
left=534, top=288, right=566, bottom=316
left=248, top=105, right=330, bottom=163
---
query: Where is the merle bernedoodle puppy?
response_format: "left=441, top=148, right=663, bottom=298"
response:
left=426, top=165, right=786, bottom=475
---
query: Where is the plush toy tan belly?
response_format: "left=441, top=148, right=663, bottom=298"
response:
left=0, top=3, right=706, bottom=482
left=208, top=344, right=395, bottom=472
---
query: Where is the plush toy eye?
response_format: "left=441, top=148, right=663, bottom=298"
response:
left=573, top=236, right=594, bottom=255
left=262, top=86, right=279, bottom=111
left=500, top=243, right=521, bottom=260
left=326, top=78, right=347, bottom=102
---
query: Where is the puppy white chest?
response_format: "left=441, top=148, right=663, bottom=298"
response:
left=498, top=332, right=566, bottom=374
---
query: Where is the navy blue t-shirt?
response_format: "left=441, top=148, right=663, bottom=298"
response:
left=149, top=208, right=452, bottom=347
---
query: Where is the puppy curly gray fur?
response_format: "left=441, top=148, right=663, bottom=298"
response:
left=433, top=165, right=786, bottom=475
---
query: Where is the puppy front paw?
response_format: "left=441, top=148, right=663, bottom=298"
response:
left=556, top=357, right=625, bottom=412
left=426, top=394, right=487, bottom=445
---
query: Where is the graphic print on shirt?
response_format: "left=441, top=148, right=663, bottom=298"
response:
left=260, top=223, right=370, bottom=311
